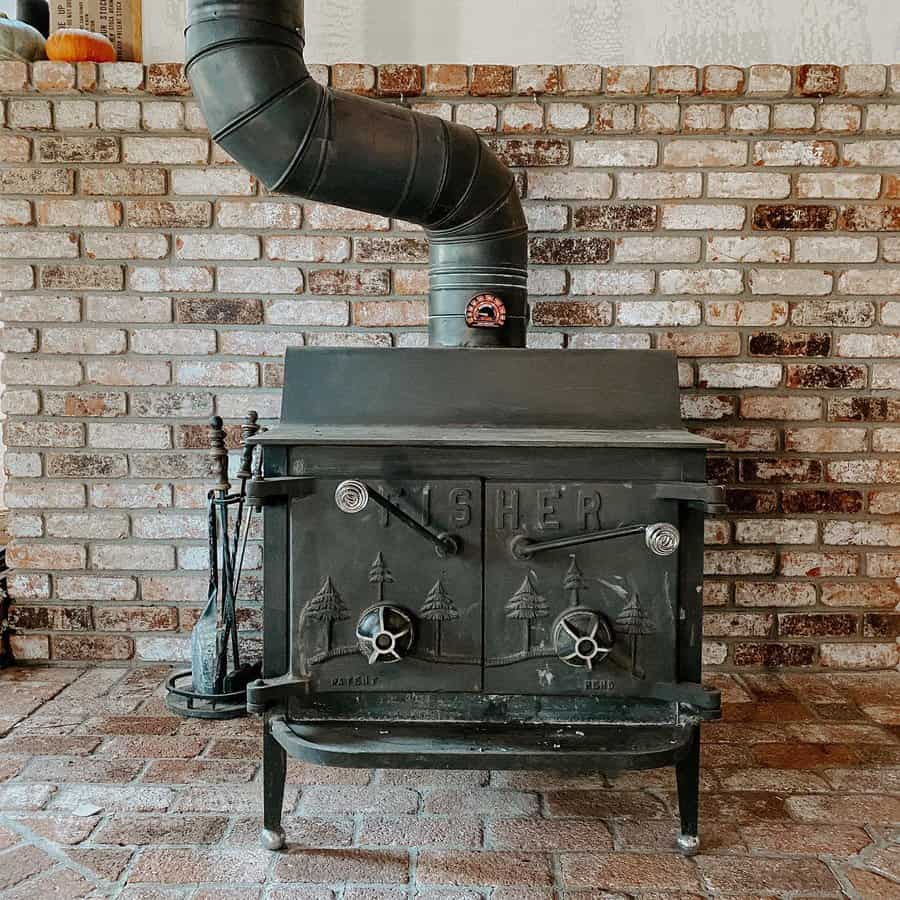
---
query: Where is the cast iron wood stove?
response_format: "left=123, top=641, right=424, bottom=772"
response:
left=184, top=0, right=722, bottom=859
left=245, top=348, right=723, bottom=855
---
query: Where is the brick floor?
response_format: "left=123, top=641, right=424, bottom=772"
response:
left=0, top=667, right=898, bottom=898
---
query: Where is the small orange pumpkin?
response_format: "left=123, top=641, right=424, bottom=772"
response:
left=46, top=27, right=116, bottom=63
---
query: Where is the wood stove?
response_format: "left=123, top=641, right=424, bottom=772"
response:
left=184, top=0, right=721, bottom=861
left=245, top=347, right=722, bottom=855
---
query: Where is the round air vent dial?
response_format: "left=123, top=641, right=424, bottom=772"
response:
left=553, top=608, right=615, bottom=670
left=356, top=605, right=415, bottom=664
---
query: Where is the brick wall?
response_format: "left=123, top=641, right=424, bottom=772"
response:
left=1, top=60, right=898, bottom=669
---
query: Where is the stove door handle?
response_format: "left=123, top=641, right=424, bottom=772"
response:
left=509, top=522, right=679, bottom=560
left=334, top=480, right=461, bottom=558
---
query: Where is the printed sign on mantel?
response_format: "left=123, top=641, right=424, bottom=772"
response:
left=51, top=1, right=143, bottom=62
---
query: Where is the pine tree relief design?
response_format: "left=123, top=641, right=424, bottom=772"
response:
left=306, top=576, right=349, bottom=654
left=368, top=552, right=394, bottom=603
left=615, top=588, right=655, bottom=678
left=563, top=555, right=588, bottom=608
left=420, top=575, right=459, bottom=657
left=505, top=571, right=550, bottom=653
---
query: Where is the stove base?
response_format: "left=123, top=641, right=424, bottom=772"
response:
left=272, top=716, right=696, bottom=771
left=259, top=708, right=702, bottom=855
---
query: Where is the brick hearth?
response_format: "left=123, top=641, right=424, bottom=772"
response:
left=0, top=666, right=898, bottom=896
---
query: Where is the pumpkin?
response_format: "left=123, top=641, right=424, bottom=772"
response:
left=46, top=27, right=116, bottom=63
left=0, top=12, right=47, bottom=62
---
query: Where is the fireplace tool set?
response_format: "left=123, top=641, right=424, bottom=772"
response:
left=166, top=413, right=264, bottom=719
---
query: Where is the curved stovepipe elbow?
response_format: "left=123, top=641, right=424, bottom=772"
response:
left=185, top=0, right=528, bottom=347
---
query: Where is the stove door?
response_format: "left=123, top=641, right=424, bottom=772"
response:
left=484, top=481, right=679, bottom=697
left=293, top=478, right=483, bottom=692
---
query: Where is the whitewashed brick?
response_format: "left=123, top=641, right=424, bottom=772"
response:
left=572, top=140, right=657, bottom=167
left=264, top=298, right=349, bottom=326
left=47, top=513, right=129, bottom=540
left=4, top=358, right=82, bottom=386
left=175, top=233, right=260, bottom=260
left=637, top=103, right=679, bottom=133
left=795, top=173, right=881, bottom=198
left=0, top=327, right=38, bottom=352
left=660, top=205, right=746, bottom=230
left=699, top=363, right=783, bottom=388
left=594, top=103, right=636, bottom=132
left=216, top=201, right=302, bottom=229
left=86, top=359, right=170, bottom=386
left=2, top=389, right=40, bottom=415
left=747, top=65, right=792, bottom=96
left=8, top=99, right=52, bottom=130
left=748, top=269, right=833, bottom=295
left=567, top=332, right=650, bottom=349
left=98, top=62, right=144, bottom=91
left=818, top=103, right=861, bottom=133
left=570, top=269, right=655, bottom=296
left=131, top=328, right=216, bottom=355
left=659, top=268, right=743, bottom=295
left=546, top=102, right=590, bottom=131
left=838, top=269, right=900, bottom=295
left=218, top=266, right=303, bottom=294
left=527, top=268, right=567, bottom=296
left=617, top=300, right=701, bottom=326
left=707, top=171, right=790, bottom=198
left=175, top=361, right=258, bottom=387
left=663, top=139, right=747, bottom=166
left=837, top=333, right=900, bottom=357
left=753, top=140, right=838, bottom=166
left=171, top=168, right=256, bottom=196
left=129, top=266, right=214, bottom=293
left=98, top=101, right=142, bottom=130
left=6, top=483, right=85, bottom=509
left=42, top=327, right=127, bottom=355
left=617, top=172, right=702, bottom=199
left=264, top=236, right=350, bottom=262
left=84, top=233, right=169, bottom=260
left=843, top=140, right=900, bottom=166
left=794, top=236, right=878, bottom=263
left=123, top=137, right=209, bottom=164
left=772, top=103, right=816, bottom=131
left=87, top=295, right=171, bottom=323
left=93, top=544, right=175, bottom=571
left=735, top=519, right=818, bottom=544
left=219, top=331, right=306, bottom=356
left=525, top=205, right=568, bottom=231
left=729, top=104, right=771, bottom=132
left=707, top=236, right=790, bottom=263
left=614, top=237, right=700, bottom=262
left=55, top=99, right=97, bottom=129
left=455, top=103, right=497, bottom=132
left=527, top=170, right=611, bottom=200
left=142, top=101, right=185, bottom=131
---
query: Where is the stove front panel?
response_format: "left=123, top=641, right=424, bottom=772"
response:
left=293, top=478, right=483, bottom=692
left=483, top=481, right=679, bottom=696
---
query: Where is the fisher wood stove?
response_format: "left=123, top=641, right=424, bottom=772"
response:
left=184, top=0, right=722, bottom=860
left=245, top=347, right=723, bottom=855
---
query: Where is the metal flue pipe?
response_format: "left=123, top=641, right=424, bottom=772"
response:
left=185, top=0, right=528, bottom=347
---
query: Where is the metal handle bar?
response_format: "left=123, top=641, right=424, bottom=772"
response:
left=510, top=522, right=679, bottom=560
left=335, top=480, right=460, bottom=557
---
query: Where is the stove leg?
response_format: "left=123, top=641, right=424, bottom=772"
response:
left=675, top=732, right=700, bottom=856
left=261, top=717, right=287, bottom=852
